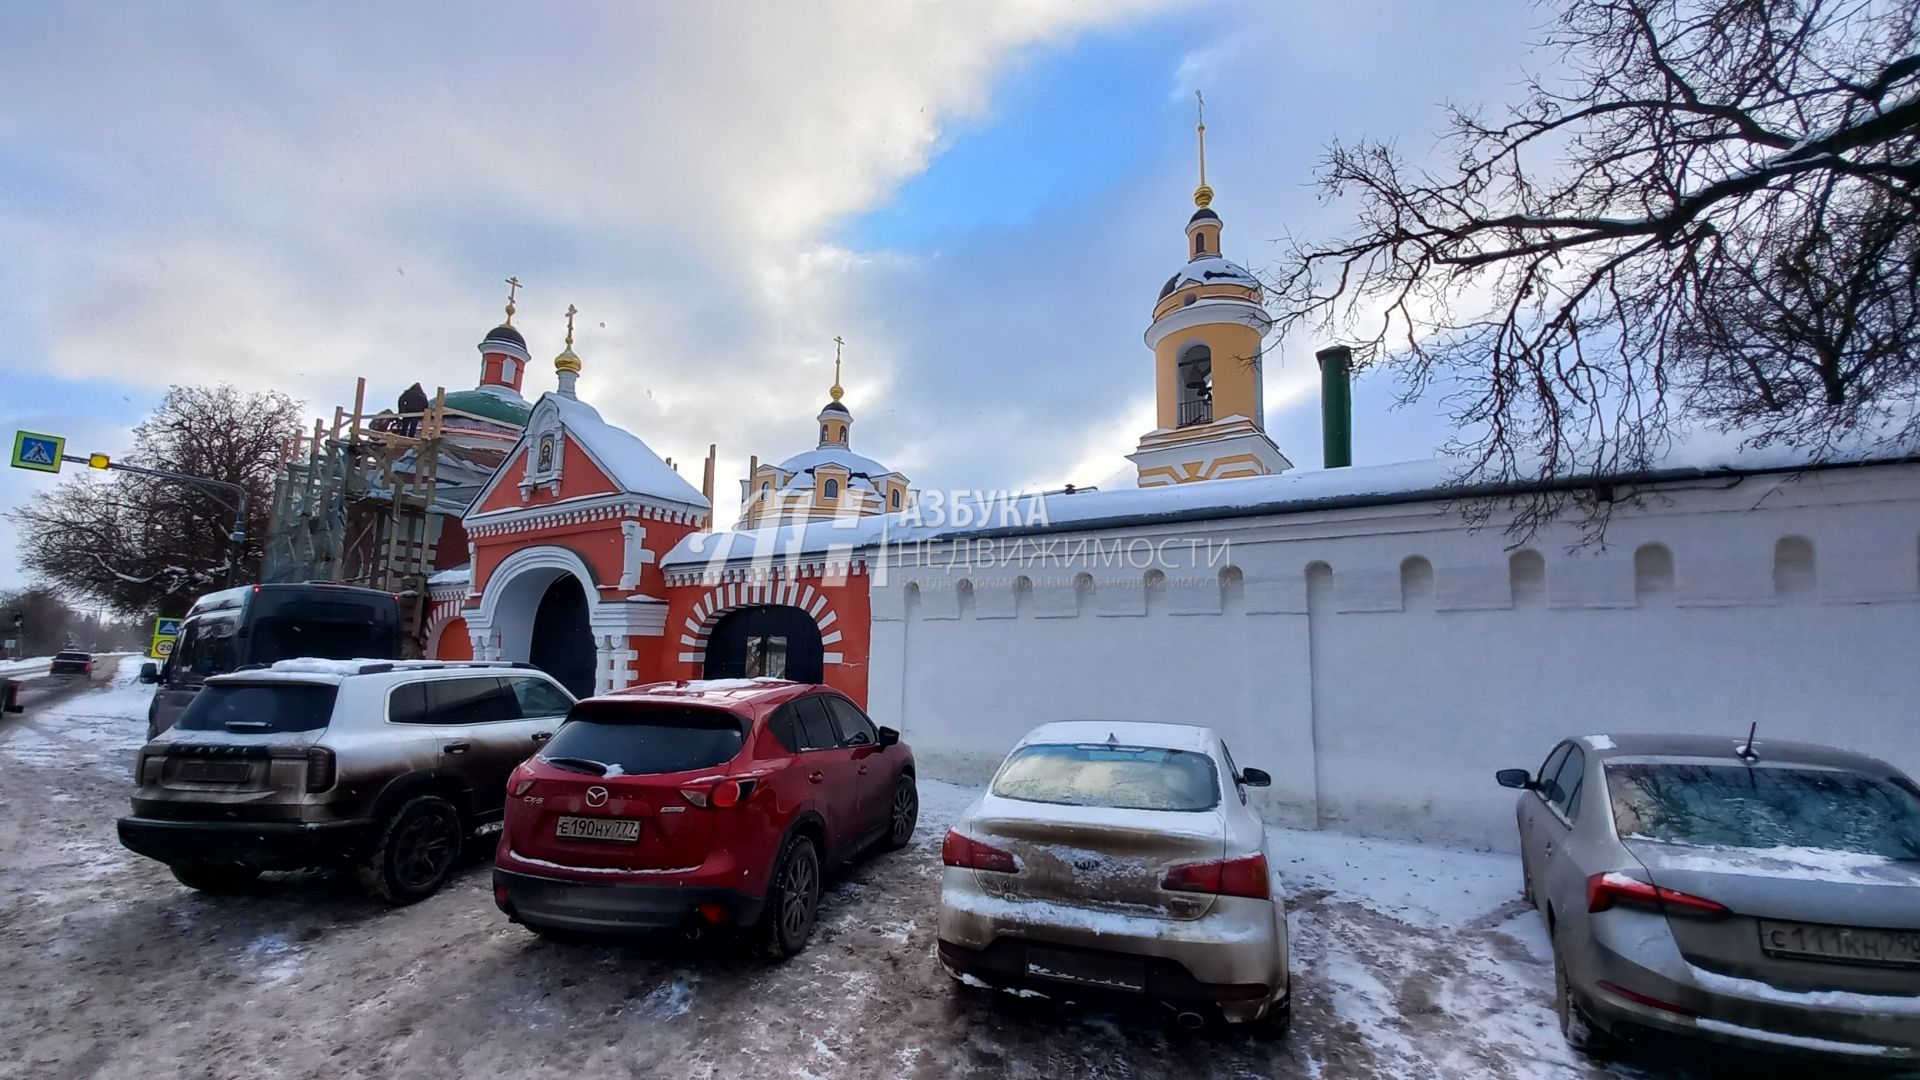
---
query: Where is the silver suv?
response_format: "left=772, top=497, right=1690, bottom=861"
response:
left=117, top=659, right=576, bottom=903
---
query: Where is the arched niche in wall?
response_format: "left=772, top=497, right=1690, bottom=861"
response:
left=1400, top=555, right=1435, bottom=611
left=1219, top=565, right=1244, bottom=616
left=956, top=578, right=976, bottom=618
left=1773, top=537, right=1815, bottom=600
left=1634, top=543, right=1676, bottom=605
left=1014, top=574, right=1033, bottom=617
left=1143, top=568, right=1167, bottom=614
left=1510, top=549, right=1546, bottom=607
left=1072, top=572, right=1094, bottom=617
left=903, top=581, right=921, bottom=619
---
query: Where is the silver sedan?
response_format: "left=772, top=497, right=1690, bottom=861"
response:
left=1497, top=734, right=1920, bottom=1063
left=937, top=720, right=1289, bottom=1029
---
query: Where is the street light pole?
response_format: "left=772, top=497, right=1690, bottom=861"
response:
left=62, top=456, right=251, bottom=589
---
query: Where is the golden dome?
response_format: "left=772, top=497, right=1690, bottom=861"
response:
left=554, top=347, right=582, bottom=374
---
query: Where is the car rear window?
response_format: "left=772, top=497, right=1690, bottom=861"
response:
left=1607, top=762, right=1920, bottom=860
left=991, top=743, right=1220, bottom=812
left=56, top=652, right=88, bottom=661
left=540, top=703, right=746, bottom=776
left=175, top=683, right=340, bottom=734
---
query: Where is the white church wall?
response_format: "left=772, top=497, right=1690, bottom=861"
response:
left=869, top=462, right=1920, bottom=850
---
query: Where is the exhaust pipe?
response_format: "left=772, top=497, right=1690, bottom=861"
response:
left=1175, top=1010, right=1206, bottom=1031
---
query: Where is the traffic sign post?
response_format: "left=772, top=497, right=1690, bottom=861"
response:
left=10, top=431, right=65, bottom=473
left=150, top=617, right=182, bottom=661
left=10, top=428, right=252, bottom=588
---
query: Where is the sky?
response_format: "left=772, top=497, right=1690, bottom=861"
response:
left=0, top=0, right=1546, bottom=594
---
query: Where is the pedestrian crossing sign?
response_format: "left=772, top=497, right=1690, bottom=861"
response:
left=10, top=431, right=65, bottom=473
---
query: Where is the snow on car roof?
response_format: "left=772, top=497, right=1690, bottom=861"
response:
left=1013, top=720, right=1217, bottom=754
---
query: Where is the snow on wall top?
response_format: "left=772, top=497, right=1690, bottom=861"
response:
left=546, top=393, right=709, bottom=509
left=663, top=438, right=1918, bottom=571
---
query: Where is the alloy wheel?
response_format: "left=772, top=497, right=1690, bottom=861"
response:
left=395, top=811, right=458, bottom=892
left=780, top=844, right=819, bottom=941
left=891, top=784, right=919, bottom=845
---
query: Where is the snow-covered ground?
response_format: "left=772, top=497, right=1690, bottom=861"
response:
left=0, top=662, right=1764, bottom=1078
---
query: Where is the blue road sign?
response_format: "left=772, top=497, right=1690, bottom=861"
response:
left=155, top=618, right=183, bottom=637
left=11, top=431, right=65, bottom=473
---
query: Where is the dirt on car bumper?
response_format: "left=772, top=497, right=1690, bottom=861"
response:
left=116, top=815, right=375, bottom=870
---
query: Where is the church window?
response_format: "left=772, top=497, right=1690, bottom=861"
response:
left=1177, top=344, right=1213, bottom=427
left=823, top=478, right=839, bottom=500
left=890, top=489, right=901, bottom=510
left=760, top=481, right=771, bottom=501
left=1193, top=232, right=1206, bottom=256
left=820, top=423, right=829, bottom=443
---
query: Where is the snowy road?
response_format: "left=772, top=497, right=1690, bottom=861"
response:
left=0, top=658, right=1825, bottom=1079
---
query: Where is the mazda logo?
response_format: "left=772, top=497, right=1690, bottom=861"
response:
left=584, top=786, right=609, bottom=808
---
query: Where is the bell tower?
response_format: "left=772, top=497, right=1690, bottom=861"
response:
left=1127, top=95, right=1291, bottom=487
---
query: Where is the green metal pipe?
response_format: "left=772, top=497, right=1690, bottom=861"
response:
left=1316, top=345, right=1353, bottom=469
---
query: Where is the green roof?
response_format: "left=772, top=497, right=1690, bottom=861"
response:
left=442, top=388, right=531, bottom=426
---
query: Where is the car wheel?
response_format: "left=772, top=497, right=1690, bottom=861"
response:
left=357, top=795, right=464, bottom=905
left=1553, top=933, right=1614, bottom=1057
left=760, top=833, right=822, bottom=960
left=170, top=864, right=262, bottom=893
left=883, top=775, right=919, bottom=850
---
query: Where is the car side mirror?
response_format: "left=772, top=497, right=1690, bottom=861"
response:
left=139, top=662, right=160, bottom=684
left=1495, top=768, right=1534, bottom=790
left=877, top=726, right=900, bottom=748
left=1238, top=767, right=1272, bottom=788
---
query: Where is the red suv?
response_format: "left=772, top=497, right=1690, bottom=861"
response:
left=493, top=679, right=918, bottom=957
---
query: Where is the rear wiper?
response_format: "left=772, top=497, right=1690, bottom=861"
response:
left=542, top=755, right=611, bottom=776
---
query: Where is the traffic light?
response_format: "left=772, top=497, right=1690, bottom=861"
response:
left=88, top=453, right=111, bottom=470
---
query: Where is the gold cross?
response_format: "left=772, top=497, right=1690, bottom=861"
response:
left=564, top=303, right=578, bottom=348
left=504, top=276, right=521, bottom=325
left=831, top=336, right=846, bottom=401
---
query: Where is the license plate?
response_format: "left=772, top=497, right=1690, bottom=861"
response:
left=177, top=760, right=249, bottom=783
left=1025, top=946, right=1146, bottom=991
left=554, top=816, right=639, bottom=843
left=1759, top=920, right=1920, bottom=968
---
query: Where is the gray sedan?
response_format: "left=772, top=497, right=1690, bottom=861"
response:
left=1496, top=734, right=1920, bottom=1063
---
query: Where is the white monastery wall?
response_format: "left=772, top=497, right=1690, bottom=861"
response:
left=869, top=463, right=1920, bottom=850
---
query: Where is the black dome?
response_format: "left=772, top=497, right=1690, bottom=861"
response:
left=482, top=323, right=527, bottom=349
left=819, top=400, right=851, bottom=416
left=1189, top=207, right=1220, bottom=224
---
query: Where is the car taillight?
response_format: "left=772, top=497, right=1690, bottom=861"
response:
left=1587, top=872, right=1728, bottom=917
left=511, top=762, right=535, bottom=797
left=1161, top=852, right=1270, bottom=900
left=304, top=747, right=336, bottom=793
left=941, top=830, right=1017, bottom=873
left=682, top=779, right=758, bottom=809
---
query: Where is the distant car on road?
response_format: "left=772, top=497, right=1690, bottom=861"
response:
left=1498, top=734, right=1920, bottom=1064
left=937, top=721, right=1290, bottom=1030
left=493, top=679, right=917, bottom=957
left=118, top=659, right=574, bottom=902
left=50, top=651, right=93, bottom=677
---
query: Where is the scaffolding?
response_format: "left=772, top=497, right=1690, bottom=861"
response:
left=263, top=378, right=470, bottom=650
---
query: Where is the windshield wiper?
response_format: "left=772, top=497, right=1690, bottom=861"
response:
left=542, top=755, right=611, bottom=776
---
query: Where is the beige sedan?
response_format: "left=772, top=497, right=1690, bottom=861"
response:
left=936, top=720, right=1290, bottom=1029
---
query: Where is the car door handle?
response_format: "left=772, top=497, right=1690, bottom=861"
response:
left=808, top=771, right=824, bottom=784
left=857, top=764, right=869, bottom=775
left=1543, top=840, right=1555, bottom=857
left=444, top=741, right=471, bottom=754
left=531, top=732, right=553, bottom=743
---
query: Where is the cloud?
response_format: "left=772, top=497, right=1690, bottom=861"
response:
left=0, top=0, right=1540, bottom=597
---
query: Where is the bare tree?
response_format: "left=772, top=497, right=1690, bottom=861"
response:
left=8, top=385, right=302, bottom=615
left=1272, top=0, right=1919, bottom=531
